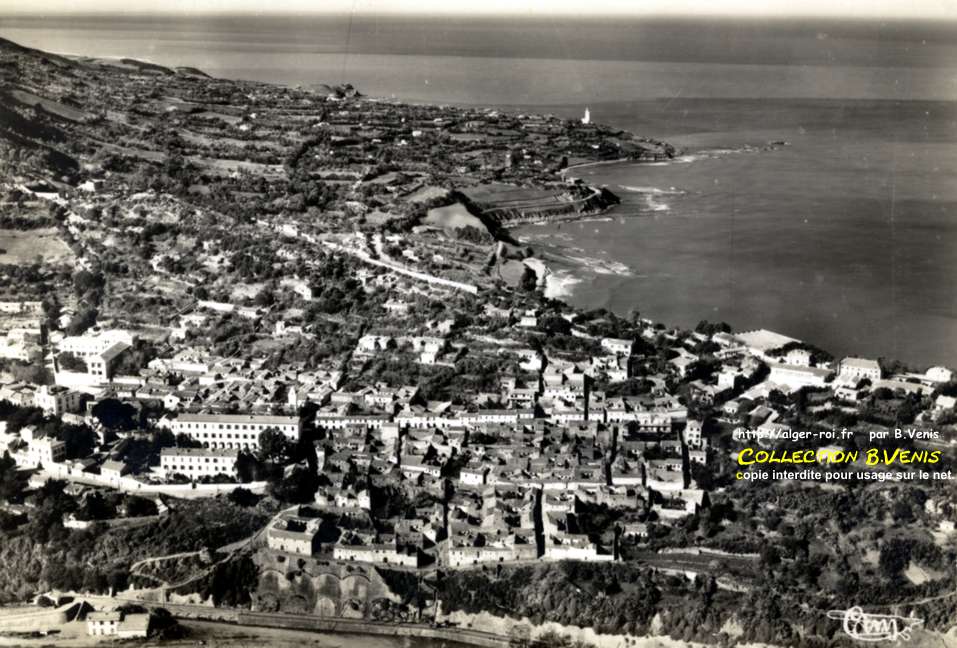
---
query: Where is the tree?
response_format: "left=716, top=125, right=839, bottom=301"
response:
left=235, top=451, right=264, bottom=483
left=694, top=320, right=731, bottom=336
left=760, top=545, right=781, bottom=568
left=57, top=352, right=87, bottom=373
left=257, top=428, right=292, bottom=463
left=267, top=466, right=318, bottom=503
left=91, top=398, right=138, bottom=431
left=878, top=538, right=911, bottom=579
left=124, top=495, right=158, bottom=517
left=0, top=452, right=27, bottom=503
left=519, top=266, right=538, bottom=292
left=227, top=487, right=260, bottom=507
left=540, top=315, right=572, bottom=336
left=9, top=359, right=53, bottom=385
left=72, top=269, right=105, bottom=298
left=57, top=424, right=96, bottom=459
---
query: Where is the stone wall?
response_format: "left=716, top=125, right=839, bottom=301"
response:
left=252, top=551, right=400, bottom=618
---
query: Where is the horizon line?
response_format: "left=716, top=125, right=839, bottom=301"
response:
left=2, top=10, right=957, bottom=22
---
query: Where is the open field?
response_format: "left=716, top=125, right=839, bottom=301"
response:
left=461, top=183, right=566, bottom=208
left=9, top=89, right=88, bottom=122
left=424, top=202, right=486, bottom=232
left=0, top=228, right=74, bottom=264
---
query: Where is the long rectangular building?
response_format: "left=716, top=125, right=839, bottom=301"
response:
left=160, top=447, right=239, bottom=480
left=169, top=413, right=301, bottom=450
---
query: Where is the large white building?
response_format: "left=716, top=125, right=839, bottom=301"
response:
left=838, top=357, right=882, bottom=382
left=57, top=329, right=134, bottom=381
left=169, top=413, right=301, bottom=450
left=769, top=363, right=831, bottom=391
left=160, top=447, right=239, bottom=480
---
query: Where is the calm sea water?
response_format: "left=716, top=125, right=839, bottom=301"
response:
left=2, top=14, right=956, bottom=366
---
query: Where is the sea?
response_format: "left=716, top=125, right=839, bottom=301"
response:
left=2, top=14, right=956, bottom=367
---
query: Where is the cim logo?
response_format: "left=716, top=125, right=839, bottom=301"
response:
left=826, top=606, right=924, bottom=643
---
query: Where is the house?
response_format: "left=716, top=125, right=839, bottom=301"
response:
left=722, top=398, right=751, bottom=418
left=86, top=610, right=151, bottom=638
left=670, top=354, right=696, bottom=378
left=601, top=337, right=633, bottom=356
left=518, top=310, right=538, bottom=327
left=315, top=487, right=371, bottom=511
left=87, top=612, right=121, bottom=636
left=266, top=515, right=321, bottom=555
left=333, top=534, right=422, bottom=567
left=356, top=335, right=393, bottom=354
left=460, top=465, right=489, bottom=486
left=935, top=395, right=956, bottom=412
left=33, top=385, right=82, bottom=416
left=925, top=366, right=953, bottom=384
left=688, top=381, right=720, bottom=406
left=100, top=460, right=130, bottom=481
left=620, top=522, right=649, bottom=540
left=835, top=384, right=865, bottom=402
left=785, top=348, right=813, bottom=367
left=683, top=420, right=704, bottom=449
left=15, top=427, right=66, bottom=468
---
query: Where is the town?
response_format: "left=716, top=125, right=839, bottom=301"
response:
left=0, top=35, right=955, bottom=648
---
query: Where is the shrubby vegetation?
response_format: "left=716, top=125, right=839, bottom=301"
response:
left=0, top=493, right=272, bottom=603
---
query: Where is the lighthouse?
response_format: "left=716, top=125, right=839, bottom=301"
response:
left=581, top=107, right=591, bottom=125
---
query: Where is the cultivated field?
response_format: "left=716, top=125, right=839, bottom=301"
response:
left=0, top=228, right=74, bottom=264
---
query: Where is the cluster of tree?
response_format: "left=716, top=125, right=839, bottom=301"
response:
left=0, top=400, right=96, bottom=459
left=74, top=492, right=159, bottom=522
left=766, top=340, right=833, bottom=365
left=180, top=553, right=259, bottom=607
left=0, top=451, right=27, bottom=503
left=438, top=562, right=662, bottom=636
left=1, top=358, right=52, bottom=385
left=111, top=338, right=159, bottom=376
left=57, top=350, right=87, bottom=372
left=66, top=268, right=106, bottom=335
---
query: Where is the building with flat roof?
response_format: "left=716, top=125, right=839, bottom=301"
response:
left=769, top=363, right=832, bottom=391
left=160, top=447, right=239, bottom=480
left=266, top=515, right=321, bottom=555
left=169, top=413, right=301, bottom=450
left=838, top=357, right=882, bottom=382
left=57, top=329, right=134, bottom=381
